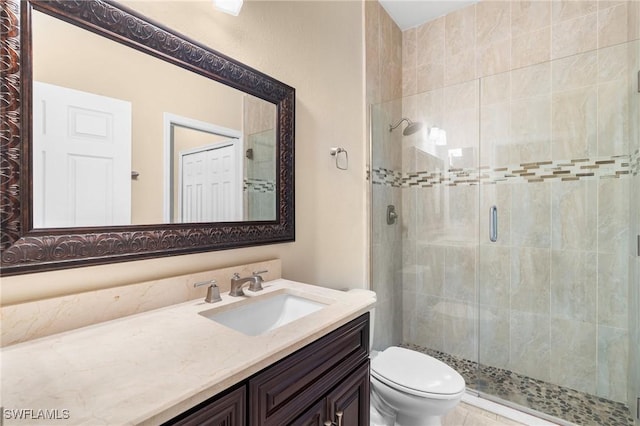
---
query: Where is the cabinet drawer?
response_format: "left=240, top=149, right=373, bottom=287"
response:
left=249, top=313, right=369, bottom=425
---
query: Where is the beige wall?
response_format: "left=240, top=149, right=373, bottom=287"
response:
left=2, top=1, right=367, bottom=305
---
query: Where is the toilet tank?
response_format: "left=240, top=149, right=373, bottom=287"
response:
left=347, top=289, right=376, bottom=352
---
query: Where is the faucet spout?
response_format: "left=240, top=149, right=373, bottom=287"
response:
left=229, top=270, right=267, bottom=297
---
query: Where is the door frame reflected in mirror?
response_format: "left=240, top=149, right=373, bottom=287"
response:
left=163, top=113, right=244, bottom=223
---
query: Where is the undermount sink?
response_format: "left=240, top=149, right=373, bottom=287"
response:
left=199, top=293, right=328, bottom=336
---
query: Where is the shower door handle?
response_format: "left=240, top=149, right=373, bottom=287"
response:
left=489, top=206, right=498, bottom=242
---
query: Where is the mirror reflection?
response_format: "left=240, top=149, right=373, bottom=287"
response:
left=31, top=9, right=277, bottom=228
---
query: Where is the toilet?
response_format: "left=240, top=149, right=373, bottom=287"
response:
left=370, top=347, right=466, bottom=426
left=349, top=290, right=465, bottom=426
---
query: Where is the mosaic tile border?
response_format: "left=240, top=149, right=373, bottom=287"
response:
left=372, top=155, right=634, bottom=188
left=401, top=343, right=635, bottom=426
left=243, top=178, right=275, bottom=193
left=371, top=167, right=403, bottom=187
left=632, top=149, right=639, bottom=176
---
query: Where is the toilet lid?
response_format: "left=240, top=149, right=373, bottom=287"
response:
left=371, top=347, right=465, bottom=397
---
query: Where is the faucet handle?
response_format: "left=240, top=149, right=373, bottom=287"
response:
left=248, top=270, right=267, bottom=292
left=194, top=280, right=221, bottom=303
left=205, top=283, right=222, bottom=303
left=232, top=272, right=241, bottom=279
left=194, top=279, right=217, bottom=288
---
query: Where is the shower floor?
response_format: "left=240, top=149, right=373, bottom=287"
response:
left=401, top=343, right=635, bottom=426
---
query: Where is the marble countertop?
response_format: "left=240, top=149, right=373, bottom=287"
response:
left=0, top=280, right=376, bottom=425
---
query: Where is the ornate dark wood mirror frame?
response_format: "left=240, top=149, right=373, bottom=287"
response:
left=0, top=0, right=295, bottom=276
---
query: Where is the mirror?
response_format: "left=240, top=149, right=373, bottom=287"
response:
left=31, top=9, right=277, bottom=227
left=0, top=0, right=295, bottom=275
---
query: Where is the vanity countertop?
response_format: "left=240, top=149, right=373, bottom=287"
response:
left=0, top=280, right=375, bottom=425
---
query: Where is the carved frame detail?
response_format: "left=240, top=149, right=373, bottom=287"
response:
left=0, top=0, right=295, bottom=275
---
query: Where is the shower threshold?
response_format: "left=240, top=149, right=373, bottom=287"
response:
left=401, top=343, right=635, bottom=426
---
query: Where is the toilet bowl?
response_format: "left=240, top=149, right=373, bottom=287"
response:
left=347, top=289, right=465, bottom=426
left=370, top=346, right=465, bottom=426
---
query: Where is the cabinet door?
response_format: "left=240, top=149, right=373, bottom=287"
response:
left=250, top=314, right=369, bottom=425
left=290, top=399, right=325, bottom=426
left=325, top=361, right=370, bottom=426
left=167, top=386, right=246, bottom=426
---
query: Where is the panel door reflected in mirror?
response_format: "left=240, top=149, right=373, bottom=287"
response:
left=33, top=81, right=133, bottom=228
left=174, top=127, right=241, bottom=223
left=31, top=9, right=277, bottom=228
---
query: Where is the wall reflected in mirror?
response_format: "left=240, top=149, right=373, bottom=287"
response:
left=31, top=8, right=276, bottom=228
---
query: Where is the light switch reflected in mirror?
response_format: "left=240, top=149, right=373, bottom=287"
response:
left=31, top=8, right=277, bottom=228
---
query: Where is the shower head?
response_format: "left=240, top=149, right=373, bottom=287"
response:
left=402, top=120, right=423, bottom=136
left=389, top=118, right=423, bottom=136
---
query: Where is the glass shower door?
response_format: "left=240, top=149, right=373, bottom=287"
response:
left=369, top=34, right=639, bottom=426
left=369, top=99, right=404, bottom=351
left=629, top=38, right=640, bottom=426
left=370, top=80, right=483, bottom=369
left=477, top=39, right=639, bottom=423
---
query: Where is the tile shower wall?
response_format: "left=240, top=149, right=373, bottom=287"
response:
left=244, top=129, right=276, bottom=220
left=628, top=13, right=640, bottom=422
left=396, top=0, right=639, bottom=404
left=366, top=1, right=403, bottom=350
left=632, top=177, right=640, bottom=425
left=243, top=95, right=276, bottom=221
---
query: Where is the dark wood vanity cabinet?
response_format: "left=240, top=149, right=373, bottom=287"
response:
left=325, top=360, right=370, bottom=426
left=168, top=386, right=246, bottom=426
left=164, top=313, right=370, bottom=426
left=249, top=313, right=369, bottom=426
left=291, top=361, right=370, bottom=426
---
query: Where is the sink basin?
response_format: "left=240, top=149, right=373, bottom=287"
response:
left=199, top=293, right=328, bottom=336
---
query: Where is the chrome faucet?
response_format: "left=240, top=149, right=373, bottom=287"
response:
left=229, top=270, right=268, bottom=297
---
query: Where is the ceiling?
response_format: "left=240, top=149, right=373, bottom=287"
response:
left=378, top=0, right=478, bottom=31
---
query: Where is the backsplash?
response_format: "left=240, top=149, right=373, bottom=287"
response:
left=1, top=259, right=281, bottom=347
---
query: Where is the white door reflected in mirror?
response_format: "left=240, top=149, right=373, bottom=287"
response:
left=164, top=111, right=277, bottom=224
left=32, top=81, right=132, bottom=228
left=163, top=113, right=244, bottom=223
left=178, top=137, right=242, bottom=223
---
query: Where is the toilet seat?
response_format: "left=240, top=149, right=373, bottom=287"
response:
left=371, top=347, right=465, bottom=399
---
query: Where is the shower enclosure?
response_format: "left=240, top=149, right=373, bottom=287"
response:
left=370, top=38, right=640, bottom=424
